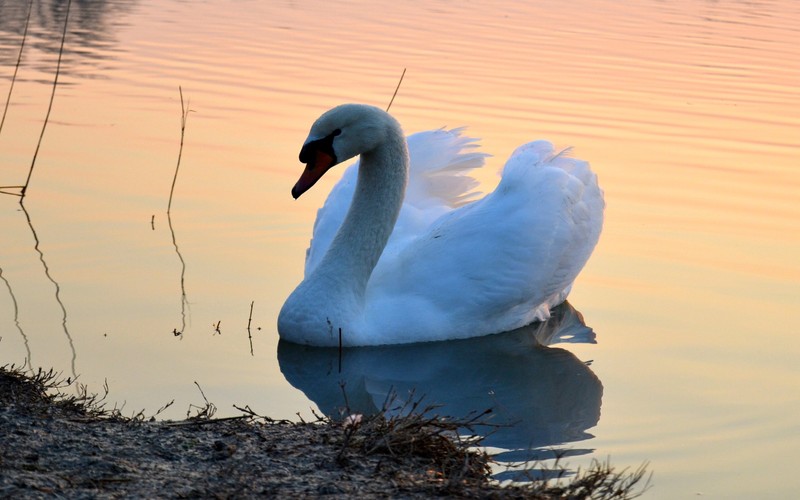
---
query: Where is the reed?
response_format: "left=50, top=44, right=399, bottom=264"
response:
left=167, top=86, right=191, bottom=213
left=21, top=0, right=73, bottom=201
left=386, top=68, right=406, bottom=112
left=0, top=0, right=33, bottom=137
left=164, top=88, right=191, bottom=337
left=246, top=300, right=255, bottom=355
left=0, top=1, right=35, bottom=198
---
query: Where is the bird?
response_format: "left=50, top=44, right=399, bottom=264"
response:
left=278, top=103, right=604, bottom=346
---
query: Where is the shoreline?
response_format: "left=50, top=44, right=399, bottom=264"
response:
left=0, top=365, right=649, bottom=498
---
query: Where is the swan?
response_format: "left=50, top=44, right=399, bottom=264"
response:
left=278, top=104, right=604, bottom=346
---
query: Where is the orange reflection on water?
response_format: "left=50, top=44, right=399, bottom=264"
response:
left=1, top=0, right=799, bottom=497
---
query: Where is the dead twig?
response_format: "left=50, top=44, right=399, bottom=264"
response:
left=233, top=404, right=294, bottom=425
left=165, top=415, right=249, bottom=427
left=186, top=381, right=216, bottom=420
left=150, top=399, right=175, bottom=420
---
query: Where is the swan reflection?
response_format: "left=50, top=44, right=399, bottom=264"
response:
left=278, top=302, right=602, bottom=474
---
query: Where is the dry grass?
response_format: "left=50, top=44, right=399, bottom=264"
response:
left=330, top=395, right=495, bottom=494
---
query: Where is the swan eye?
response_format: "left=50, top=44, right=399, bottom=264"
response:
left=300, top=131, right=340, bottom=166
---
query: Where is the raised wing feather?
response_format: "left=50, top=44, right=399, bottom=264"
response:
left=304, top=129, right=487, bottom=275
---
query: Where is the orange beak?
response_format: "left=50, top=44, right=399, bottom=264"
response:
left=292, top=150, right=336, bottom=199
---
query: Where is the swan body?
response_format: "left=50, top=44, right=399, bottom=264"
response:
left=278, top=104, right=604, bottom=346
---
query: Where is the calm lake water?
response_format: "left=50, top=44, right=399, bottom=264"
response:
left=1, top=0, right=798, bottom=497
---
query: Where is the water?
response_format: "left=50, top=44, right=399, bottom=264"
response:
left=1, top=0, right=798, bottom=497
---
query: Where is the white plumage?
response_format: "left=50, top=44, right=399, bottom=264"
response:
left=278, top=104, right=604, bottom=346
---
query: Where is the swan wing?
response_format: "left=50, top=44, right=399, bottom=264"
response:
left=304, top=128, right=487, bottom=275
left=366, top=140, right=604, bottom=342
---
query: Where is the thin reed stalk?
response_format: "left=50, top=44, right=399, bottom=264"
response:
left=21, top=0, right=72, bottom=201
left=246, top=300, right=255, bottom=355
left=386, top=68, right=406, bottom=112
left=0, top=0, right=34, bottom=137
left=167, top=86, right=190, bottom=213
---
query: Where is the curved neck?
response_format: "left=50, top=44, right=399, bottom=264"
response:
left=311, top=128, right=408, bottom=302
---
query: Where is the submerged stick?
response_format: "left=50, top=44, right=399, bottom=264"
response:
left=21, top=0, right=72, bottom=201
left=338, top=327, right=343, bottom=373
left=167, top=86, right=190, bottom=213
left=386, top=68, right=406, bottom=112
left=0, top=0, right=33, bottom=137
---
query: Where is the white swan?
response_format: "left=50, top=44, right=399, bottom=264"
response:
left=278, top=104, right=604, bottom=346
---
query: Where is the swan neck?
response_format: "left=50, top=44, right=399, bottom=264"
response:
left=315, top=128, right=408, bottom=300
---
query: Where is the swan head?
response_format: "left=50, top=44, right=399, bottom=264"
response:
left=292, top=104, right=397, bottom=199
